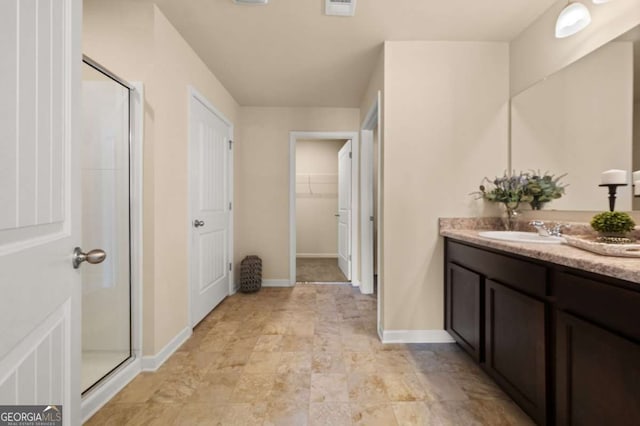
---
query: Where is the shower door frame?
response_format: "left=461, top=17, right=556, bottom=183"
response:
left=80, top=56, right=144, bottom=422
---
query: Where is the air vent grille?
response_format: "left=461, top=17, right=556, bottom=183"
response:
left=232, top=0, right=268, bottom=5
left=325, top=0, right=356, bottom=17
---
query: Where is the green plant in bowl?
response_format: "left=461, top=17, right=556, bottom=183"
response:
left=590, top=211, right=636, bottom=242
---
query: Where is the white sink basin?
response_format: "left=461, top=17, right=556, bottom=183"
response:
left=478, top=231, right=565, bottom=244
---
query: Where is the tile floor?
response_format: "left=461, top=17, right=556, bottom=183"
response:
left=85, top=284, right=533, bottom=425
left=296, top=258, right=349, bottom=283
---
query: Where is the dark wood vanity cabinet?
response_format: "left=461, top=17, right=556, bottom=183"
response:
left=444, top=238, right=640, bottom=426
left=554, top=271, right=640, bottom=426
left=485, top=279, right=547, bottom=425
left=445, top=263, right=482, bottom=361
left=446, top=240, right=548, bottom=424
left=555, top=311, right=640, bottom=426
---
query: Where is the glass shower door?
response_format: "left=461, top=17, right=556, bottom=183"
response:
left=80, top=60, right=131, bottom=394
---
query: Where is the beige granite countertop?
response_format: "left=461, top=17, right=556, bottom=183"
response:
left=439, top=218, right=640, bottom=285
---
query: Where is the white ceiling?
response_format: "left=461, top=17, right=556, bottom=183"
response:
left=149, top=0, right=559, bottom=107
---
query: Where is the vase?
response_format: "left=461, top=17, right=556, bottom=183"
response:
left=502, top=206, right=519, bottom=231
left=530, top=200, right=545, bottom=210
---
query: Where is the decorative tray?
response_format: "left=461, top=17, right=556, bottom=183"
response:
left=563, top=235, right=640, bottom=258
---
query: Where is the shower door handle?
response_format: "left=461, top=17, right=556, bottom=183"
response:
left=72, top=247, right=107, bottom=269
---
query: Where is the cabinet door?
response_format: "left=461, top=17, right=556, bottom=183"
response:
left=556, top=312, right=640, bottom=426
left=446, top=263, right=482, bottom=361
left=485, top=279, right=547, bottom=425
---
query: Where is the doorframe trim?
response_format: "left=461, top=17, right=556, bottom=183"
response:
left=289, top=131, right=359, bottom=286
left=187, top=86, right=234, bottom=328
left=361, top=92, right=382, bottom=334
left=129, top=82, right=145, bottom=367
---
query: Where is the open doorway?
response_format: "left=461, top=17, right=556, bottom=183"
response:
left=295, top=139, right=350, bottom=283
left=289, top=131, right=359, bottom=286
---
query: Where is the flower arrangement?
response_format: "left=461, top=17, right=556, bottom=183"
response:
left=474, top=172, right=533, bottom=230
left=526, top=171, right=567, bottom=210
left=475, top=171, right=533, bottom=210
left=473, top=171, right=567, bottom=230
left=474, top=170, right=567, bottom=210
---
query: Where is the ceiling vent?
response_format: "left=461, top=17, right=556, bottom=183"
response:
left=325, top=0, right=356, bottom=17
left=232, top=0, right=268, bottom=5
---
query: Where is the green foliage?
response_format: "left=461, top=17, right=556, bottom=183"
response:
left=590, top=211, right=636, bottom=234
left=472, top=170, right=567, bottom=211
left=526, top=171, right=567, bottom=210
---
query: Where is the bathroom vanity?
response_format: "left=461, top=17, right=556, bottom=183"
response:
left=441, top=224, right=640, bottom=426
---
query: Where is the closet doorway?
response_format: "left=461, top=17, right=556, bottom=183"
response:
left=296, top=138, right=349, bottom=283
left=289, top=132, right=359, bottom=285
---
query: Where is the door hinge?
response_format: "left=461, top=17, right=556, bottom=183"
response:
left=349, top=151, right=352, bottom=159
left=349, top=255, right=352, bottom=261
left=229, top=262, right=232, bottom=271
left=228, top=140, right=233, bottom=150
left=370, top=216, right=374, bottom=222
left=229, top=202, right=232, bottom=211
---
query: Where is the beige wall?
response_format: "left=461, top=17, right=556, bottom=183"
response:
left=510, top=0, right=640, bottom=96
left=235, top=107, right=360, bottom=281
left=512, top=42, right=634, bottom=211
left=295, top=139, right=346, bottom=257
left=83, top=2, right=239, bottom=355
left=360, top=48, right=384, bottom=124
left=383, top=41, right=509, bottom=331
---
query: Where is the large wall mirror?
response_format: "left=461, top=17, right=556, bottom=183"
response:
left=511, top=24, right=640, bottom=212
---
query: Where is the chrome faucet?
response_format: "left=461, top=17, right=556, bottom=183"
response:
left=529, top=220, right=567, bottom=237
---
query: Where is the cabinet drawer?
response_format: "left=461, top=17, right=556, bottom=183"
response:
left=447, top=240, right=547, bottom=298
left=555, top=271, right=640, bottom=342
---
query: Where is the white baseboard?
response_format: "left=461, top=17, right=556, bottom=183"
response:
left=262, top=279, right=294, bottom=287
left=381, top=329, right=455, bottom=344
left=351, top=279, right=360, bottom=287
left=296, top=253, right=338, bottom=258
left=141, top=326, right=192, bottom=372
left=82, top=357, right=141, bottom=423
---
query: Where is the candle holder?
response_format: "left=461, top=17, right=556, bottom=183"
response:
left=598, top=184, right=627, bottom=211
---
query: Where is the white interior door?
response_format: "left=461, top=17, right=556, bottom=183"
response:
left=189, top=93, right=232, bottom=327
left=338, top=140, right=352, bottom=279
left=0, top=0, right=81, bottom=423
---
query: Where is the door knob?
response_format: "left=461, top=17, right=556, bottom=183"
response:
left=72, top=247, right=106, bottom=269
left=193, top=219, right=205, bottom=228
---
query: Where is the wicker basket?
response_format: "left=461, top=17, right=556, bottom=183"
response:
left=239, top=255, right=262, bottom=293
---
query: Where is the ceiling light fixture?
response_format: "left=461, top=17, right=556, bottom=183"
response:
left=555, top=2, right=592, bottom=38
left=232, top=0, right=268, bottom=5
